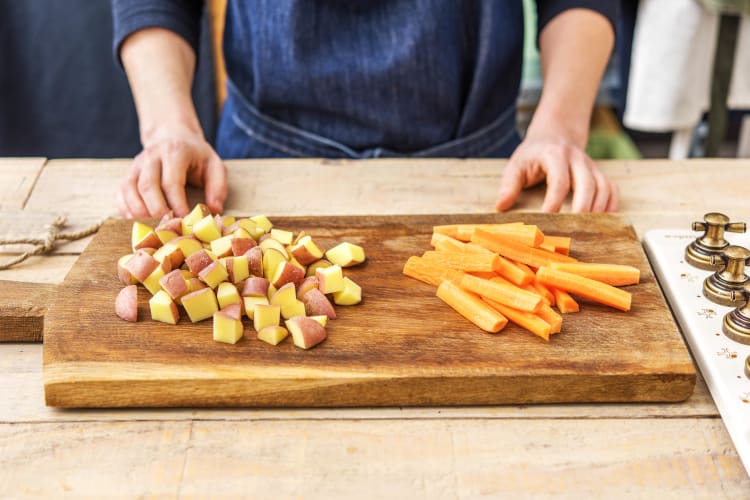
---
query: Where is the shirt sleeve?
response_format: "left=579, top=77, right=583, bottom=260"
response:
left=111, top=0, right=203, bottom=62
left=536, top=0, right=618, bottom=36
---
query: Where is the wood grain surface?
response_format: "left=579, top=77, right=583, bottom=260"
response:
left=43, top=213, right=695, bottom=408
left=0, top=281, right=57, bottom=342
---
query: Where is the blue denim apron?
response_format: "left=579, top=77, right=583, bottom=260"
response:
left=215, top=0, right=524, bottom=159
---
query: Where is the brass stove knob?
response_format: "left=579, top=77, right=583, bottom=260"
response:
left=703, top=245, right=750, bottom=306
left=723, top=282, right=750, bottom=345
left=685, top=212, right=746, bottom=270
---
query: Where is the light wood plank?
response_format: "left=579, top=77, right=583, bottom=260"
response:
left=0, top=344, right=717, bottom=423
left=0, top=255, right=78, bottom=284
left=0, top=419, right=747, bottom=498
left=0, top=157, right=45, bottom=210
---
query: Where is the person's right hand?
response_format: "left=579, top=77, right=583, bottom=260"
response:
left=116, top=125, right=227, bottom=219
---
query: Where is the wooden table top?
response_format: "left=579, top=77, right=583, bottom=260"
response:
left=1, top=157, right=749, bottom=497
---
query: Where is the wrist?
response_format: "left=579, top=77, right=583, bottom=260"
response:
left=525, top=103, right=590, bottom=150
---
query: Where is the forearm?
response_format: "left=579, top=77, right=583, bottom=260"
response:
left=121, top=28, right=202, bottom=145
left=529, top=8, right=615, bottom=148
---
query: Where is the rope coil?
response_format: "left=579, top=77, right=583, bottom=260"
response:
left=0, top=216, right=105, bottom=270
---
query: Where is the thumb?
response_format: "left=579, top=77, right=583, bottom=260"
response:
left=203, top=152, right=228, bottom=215
left=495, top=160, right=525, bottom=212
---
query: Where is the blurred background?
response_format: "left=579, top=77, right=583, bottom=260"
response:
left=1, top=0, right=748, bottom=160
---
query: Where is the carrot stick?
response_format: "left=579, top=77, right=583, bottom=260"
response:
left=434, top=222, right=526, bottom=242
left=483, top=297, right=552, bottom=341
left=477, top=224, right=545, bottom=247
left=402, top=256, right=464, bottom=287
left=436, top=280, right=508, bottom=333
left=468, top=271, right=500, bottom=280
left=542, top=235, right=572, bottom=255
left=512, top=261, right=537, bottom=284
left=463, top=242, right=496, bottom=255
left=537, top=303, right=563, bottom=333
left=430, top=232, right=464, bottom=249
left=551, top=287, right=580, bottom=313
left=433, top=237, right=468, bottom=253
left=459, top=274, right=542, bottom=313
left=471, top=229, right=576, bottom=268
left=421, top=250, right=499, bottom=273
left=493, top=255, right=534, bottom=286
left=532, top=280, right=556, bottom=306
left=536, top=267, right=631, bottom=312
left=548, top=262, right=641, bottom=286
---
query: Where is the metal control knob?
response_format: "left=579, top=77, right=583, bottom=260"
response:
left=685, top=212, right=746, bottom=270
left=703, top=245, right=750, bottom=306
left=722, top=282, right=750, bottom=345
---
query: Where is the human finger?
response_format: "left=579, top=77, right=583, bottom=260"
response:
left=606, top=179, right=620, bottom=212
left=115, top=187, right=132, bottom=219
left=495, top=159, right=526, bottom=212
left=137, top=153, right=171, bottom=217
left=589, top=164, right=611, bottom=213
left=203, top=151, right=228, bottom=215
left=120, top=163, right=150, bottom=218
left=568, top=153, right=596, bottom=213
left=160, top=149, right=191, bottom=217
left=540, top=154, right=571, bottom=213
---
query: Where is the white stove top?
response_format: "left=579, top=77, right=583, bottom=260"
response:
left=643, top=229, right=750, bottom=477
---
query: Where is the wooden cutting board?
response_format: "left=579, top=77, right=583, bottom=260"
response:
left=43, top=214, right=696, bottom=408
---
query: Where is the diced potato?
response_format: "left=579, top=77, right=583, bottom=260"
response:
left=257, top=326, right=288, bottom=346
left=216, top=281, right=241, bottom=310
left=212, top=312, right=243, bottom=344
left=281, top=299, right=306, bottom=320
left=325, top=242, right=366, bottom=267
left=181, top=287, right=219, bottom=323
left=198, top=261, right=229, bottom=289
left=149, top=290, right=179, bottom=324
left=250, top=215, right=273, bottom=233
left=333, top=277, right=362, bottom=305
left=193, top=214, right=222, bottom=243
left=316, top=265, right=344, bottom=294
left=210, top=234, right=235, bottom=258
left=270, top=228, right=294, bottom=245
left=253, top=304, right=280, bottom=332
left=243, top=295, right=269, bottom=320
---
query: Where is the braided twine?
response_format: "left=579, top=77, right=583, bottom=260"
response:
left=0, top=216, right=105, bottom=270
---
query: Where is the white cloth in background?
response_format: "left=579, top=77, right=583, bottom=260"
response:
left=624, top=0, right=750, bottom=133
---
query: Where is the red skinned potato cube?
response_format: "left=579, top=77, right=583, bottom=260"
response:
left=186, top=249, right=214, bottom=274
left=241, top=277, right=270, bottom=297
left=115, top=285, right=138, bottom=322
left=124, top=249, right=160, bottom=283
left=220, top=303, right=243, bottom=321
left=296, top=276, right=319, bottom=300
left=117, top=254, right=137, bottom=285
left=156, top=215, right=183, bottom=235
left=231, top=237, right=257, bottom=256
left=285, top=316, right=327, bottom=349
left=158, top=269, right=188, bottom=301
left=245, top=246, right=263, bottom=277
left=289, top=235, right=325, bottom=265
left=271, top=261, right=305, bottom=288
left=301, top=288, right=337, bottom=319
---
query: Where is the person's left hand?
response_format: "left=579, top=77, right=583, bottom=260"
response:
left=495, top=129, right=619, bottom=214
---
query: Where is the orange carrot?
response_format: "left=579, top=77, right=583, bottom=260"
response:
left=478, top=224, right=545, bottom=247
left=536, top=267, right=631, bottom=312
left=403, top=256, right=464, bottom=287
left=436, top=280, right=508, bottom=333
left=548, top=262, right=640, bottom=286
left=532, top=280, right=556, bottom=306
left=551, top=287, right=580, bottom=313
left=421, top=250, right=499, bottom=273
left=430, top=232, right=463, bottom=249
left=542, top=235, right=572, bottom=255
left=522, top=283, right=552, bottom=306
left=536, top=303, right=563, bottom=333
left=434, top=222, right=526, bottom=242
left=459, top=274, right=542, bottom=313
left=463, top=242, right=496, bottom=255
left=483, top=297, right=552, bottom=341
left=512, top=261, right=537, bottom=284
left=468, top=271, right=499, bottom=280
left=492, top=255, right=533, bottom=286
left=471, top=229, right=576, bottom=268
left=433, top=237, right=468, bottom=253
